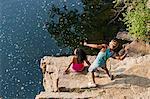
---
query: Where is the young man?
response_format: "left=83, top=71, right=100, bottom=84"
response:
left=83, top=39, right=128, bottom=87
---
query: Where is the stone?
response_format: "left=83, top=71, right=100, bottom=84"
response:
left=116, top=31, right=134, bottom=41
left=40, top=56, right=59, bottom=92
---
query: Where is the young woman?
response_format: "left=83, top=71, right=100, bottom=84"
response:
left=64, top=48, right=91, bottom=73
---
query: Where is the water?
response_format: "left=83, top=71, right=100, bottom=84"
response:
left=0, top=0, right=82, bottom=98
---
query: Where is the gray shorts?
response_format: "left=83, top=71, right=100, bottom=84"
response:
left=88, top=63, right=105, bottom=72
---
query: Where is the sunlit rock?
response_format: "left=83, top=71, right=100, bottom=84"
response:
left=36, top=35, right=150, bottom=98
left=36, top=53, right=150, bottom=98
left=125, top=40, right=150, bottom=56
left=116, top=31, right=134, bottom=41
left=40, top=56, right=59, bottom=92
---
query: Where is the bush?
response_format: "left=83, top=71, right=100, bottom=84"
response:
left=122, top=0, right=150, bottom=41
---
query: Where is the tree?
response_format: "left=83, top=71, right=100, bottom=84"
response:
left=46, top=0, right=119, bottom=49
left=114, top=0, right=150, bottom=41
left=47, top=5, right=85, bottom=49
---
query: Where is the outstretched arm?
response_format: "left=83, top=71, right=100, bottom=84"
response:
left=83, top=42, right=107, bottom=49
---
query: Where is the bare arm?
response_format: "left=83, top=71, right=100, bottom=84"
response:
left=64, top=62, right=72, bottom=72
left=115, top=52, right=128, bottom=60
left=85, top=59, right=91, bottom=66
left=83, top=42, right=107, bottom=49
left=113, top=49, right=128, bottom=60
left=64, top=58, right=73, bottom=72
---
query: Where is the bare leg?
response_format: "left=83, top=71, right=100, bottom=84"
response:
left=102, top=66, right=110, bottom=77
left=87, top=71, right=96, bottom=87
left=88, top=66, right=96, bottom=83
left=92, top=71, right=95, bottom=83
left=102, top=65, right=114, bottom=80
left=87, top=64, right=97, bottom=87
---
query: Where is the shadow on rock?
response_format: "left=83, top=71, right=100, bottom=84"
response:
left=59, top=86, right=98, bottom=93
left=104, top=74, right=150, bottom=88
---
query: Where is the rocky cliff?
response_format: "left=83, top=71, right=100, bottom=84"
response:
left=35, top=41, right=150, bottom=99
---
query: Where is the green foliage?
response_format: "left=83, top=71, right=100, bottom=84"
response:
left=113, top=0, right=125, bottom=7
left=47, top=5, right=86, bottom=48
left=47, top=0, right=119, bottom=49
left=122, top=0, right=150, bottom=40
